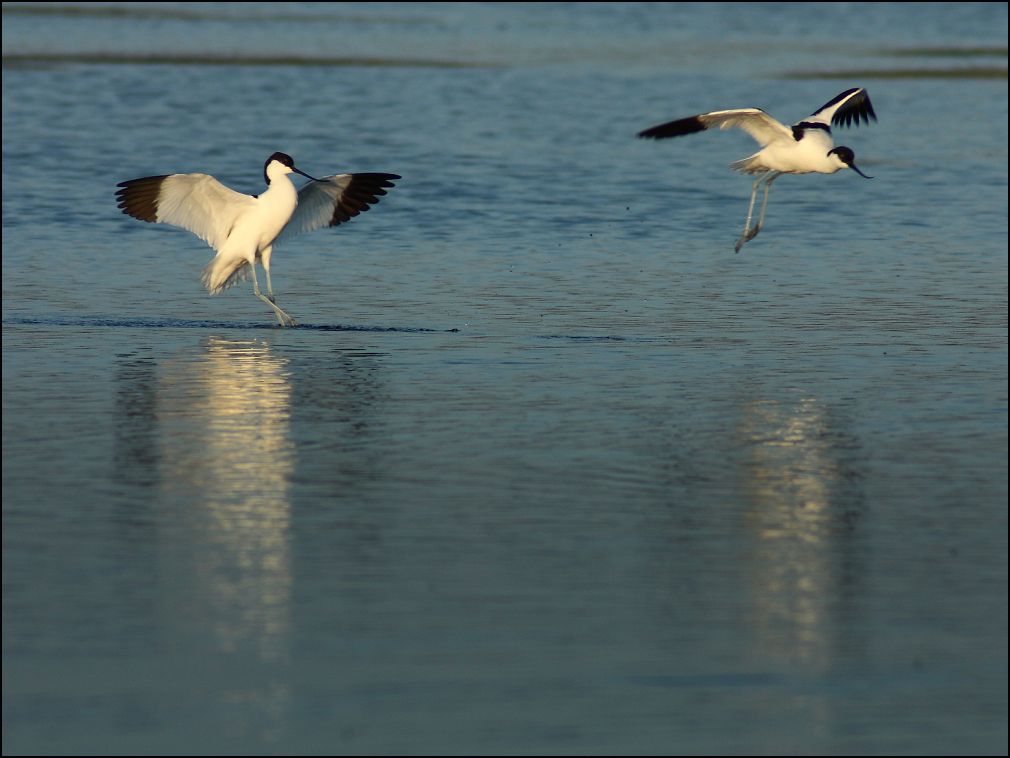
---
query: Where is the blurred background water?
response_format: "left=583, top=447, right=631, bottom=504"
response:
left=2, top=2, right=1007, bottom=755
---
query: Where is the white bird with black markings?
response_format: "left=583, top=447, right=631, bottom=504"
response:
left=638, top=88, right=877, bottom=252
left=116, top=152, right=400, bottom=326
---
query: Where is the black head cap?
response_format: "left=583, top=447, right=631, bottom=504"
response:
left=264, top=152, right=296, bottom=184
left=829, top=146, right=855, bottom=164
left=829, top=146, right=873, bottom=179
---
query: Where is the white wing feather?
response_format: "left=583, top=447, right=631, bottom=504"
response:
left=276, top=173, right=399, bottom=244
left=281, top=174, right=356, bottom=238
left=697, top=109, right=793, bottom=147
left=153, top=174, right=256, bottom=251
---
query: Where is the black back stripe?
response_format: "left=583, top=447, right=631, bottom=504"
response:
left=791, top=121, right=832, bottom=141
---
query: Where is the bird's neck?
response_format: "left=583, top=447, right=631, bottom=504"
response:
left=261, top=173, right=298, bottom=206
left=255, top=174, right=299, bottom=245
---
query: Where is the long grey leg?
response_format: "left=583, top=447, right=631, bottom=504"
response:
left=264, top=268, right=276, bottom=302
left=261, top=246, right=277, bottom=303
left=754, top=172, right=781, bottom=234
left=250, top=266, right=297, bottom=327
left=736, top=173, right=780, bottom=253
left=736, top=176, right=763, bottom=252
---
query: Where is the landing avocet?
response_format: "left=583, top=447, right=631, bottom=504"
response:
left=638, top=88, right=876, bottom=252
left=116, top=153, right=400, bottom=326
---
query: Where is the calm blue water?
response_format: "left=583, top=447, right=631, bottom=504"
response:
left=3, top=3, right=1008, bottom=755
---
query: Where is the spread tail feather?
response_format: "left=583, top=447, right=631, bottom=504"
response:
left=730, top=154, right=766, bottom=175
left=201, top=256, right=250, bottom=295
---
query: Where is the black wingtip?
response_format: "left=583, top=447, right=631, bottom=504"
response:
left=327, top=173, right=401, bottom=226
left=114, top=175, right=169, bottom=222
left=826, top=88, right=878, bottom=129
left=637, top=115, right=707, bottom=140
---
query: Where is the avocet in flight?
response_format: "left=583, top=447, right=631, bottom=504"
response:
left=638, top=88, right=876, bottom=252
left=116, top=153, right=400, bottom=326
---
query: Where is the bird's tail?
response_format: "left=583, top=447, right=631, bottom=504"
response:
left=201, top=256, right=250, bottom=295
left=730, top=154, right=765, bottom=175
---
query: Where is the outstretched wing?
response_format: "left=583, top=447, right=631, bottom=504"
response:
left=278, top=173, right=400, bottom=240
left=638, top=108, right=793, bottom=147
left=116, top=173, right=255, bottom=252
left=806, top=87, right=877, bottom=128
